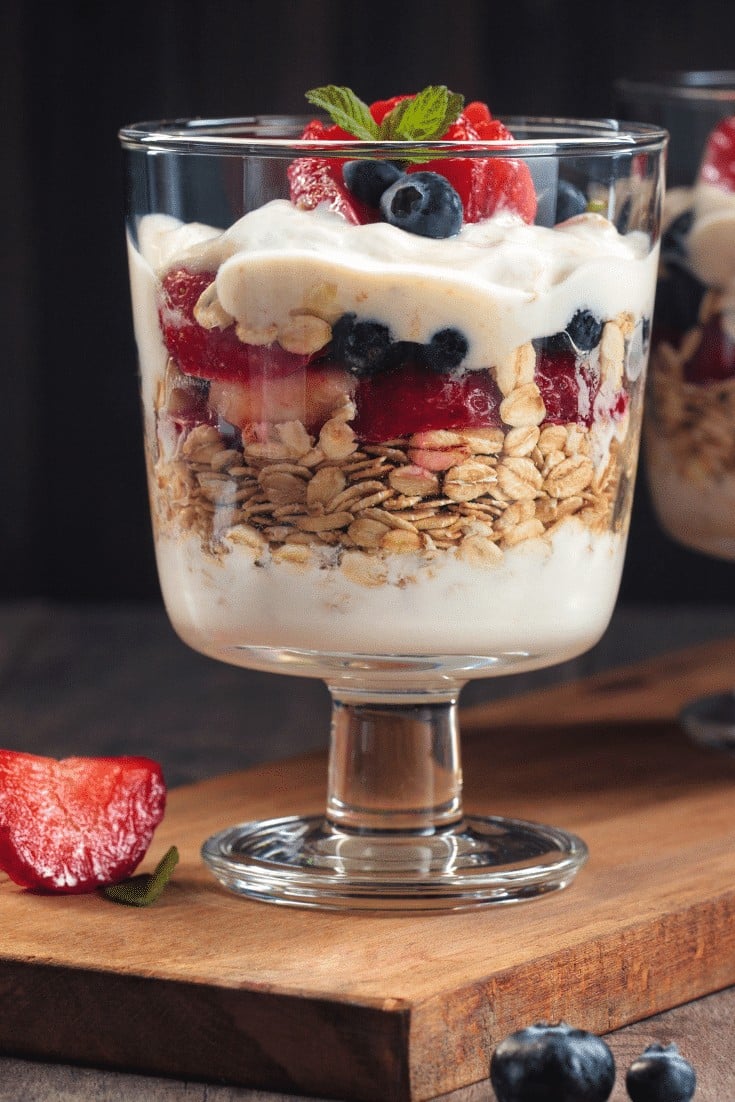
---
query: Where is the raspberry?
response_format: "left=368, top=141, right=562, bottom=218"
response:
left=352, top=363, right=502, bottom=442
left=699, top=114, right=735, bottom=192
left=535, top=348, right=590, bottom=424
left=0, top=751, right=166, bottom=893
left=159, top=267, right=311, bottom=382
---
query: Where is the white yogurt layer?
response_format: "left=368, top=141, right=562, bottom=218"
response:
left=133, top=203, right=657, bottom=377
left=155, top=519, right=625, bottom=675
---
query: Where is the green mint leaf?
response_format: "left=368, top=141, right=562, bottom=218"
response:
left=380, top=86, right=465, bottom=142
left=305, top=86, right=379, bottom=140
left=102, top=846, right=179, bottom=908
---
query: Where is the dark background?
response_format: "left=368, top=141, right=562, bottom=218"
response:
left=4, top=0, right=735, bottom=604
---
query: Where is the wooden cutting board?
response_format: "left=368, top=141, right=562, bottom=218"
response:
left=2, top=636, right=735, bottom=1102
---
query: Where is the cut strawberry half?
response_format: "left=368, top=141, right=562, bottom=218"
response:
left=409, top=112, right=537, bottom=224
left=353, top=364, right=502, bottom=442
left=287, top=119, right=381, bottom=225
left=683, top=314, right=735, bottom=383
left=699, top=115, right=735, bottom=192
left=159, top=267, right=311, bottom=383
left=209, top=365, right=354, bottom=432
left=0, top=751, right=166, bottom=893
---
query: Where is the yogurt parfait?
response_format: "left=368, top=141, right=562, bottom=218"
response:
left=124, top=91, right=662, bottom=683
left=647, top=113, right=735, bottom=560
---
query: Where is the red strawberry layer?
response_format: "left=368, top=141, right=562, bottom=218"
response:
left=352, top=363, right=503, bottom=442
left=159, top=267, right=311, bottom=383
left=0, top=751, right=166, bottom=893
left=699, top=115, right=735, bottom=192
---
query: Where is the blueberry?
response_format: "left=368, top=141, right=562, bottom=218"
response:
left=540, top=310, right=604, bottom=356
left=490, top=1021, right=615, bottom=1102
left=380, top=171, right=463, bottom=238
left=332, top=313, right=392, bottom=377
left=421, top=328, right=469, bottom=373
left=654, top=267, right=705, bottom=333
left=556, top=178, right=588, bottom=223
left=661, top=209, right=694, bottom=267
left=567, top=310, right=604, bottom=351
left=625, top=1043, right=696, bottom=1102
left=342, top=160, right=403, bottom=208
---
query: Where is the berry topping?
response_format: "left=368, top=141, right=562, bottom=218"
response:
left=682, top=312, right=735, bottom=384
left=625, top=1043, right=696, bottom=1102
left=353, top=362, right=501, bottom=442
left=490, top=1021, right=615, bottom=1102
left=556, top=178, right=588, bottom=223
left=332, top=313, right=394, bottom=377
left=380, top=171, right=464, bottom=238
left=0, top=751, right=166, bottom=894
left=699, top=114, right=735, bottom=192
left=159, top=267, right=311, bottom=383
left=293, top=86, right=538, bottom=227
left=422, top=327, right=469, bottom=372
left=342, top=159, right=403, bottom=207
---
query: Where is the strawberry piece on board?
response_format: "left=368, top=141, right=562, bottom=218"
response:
left=0, top=751, right=166, bottom=893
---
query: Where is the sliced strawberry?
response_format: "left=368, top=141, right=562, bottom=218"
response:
left=0, top=751, right=166, bottom=894
left=209, top=365, right=354, bottom=432
left=683, top=314, right=735, bottom=383
left=535, top=348, right=629, bottom=426
left=291, top=99, right=537, bottom=226
left=353, top=364, right=502, bottom=442
left=535, top=349, right=596, bottom=426
left=699, top=115, right=735, bottom=192
left=287, top=119, right=380, bottom=225
left=159, top=267, right=311, bottom=383
left=410, top=113, right=537, bottom=224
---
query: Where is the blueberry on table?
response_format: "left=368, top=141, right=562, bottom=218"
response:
left=380, top=171, right=463, bottom=238
left=555, top=178, right=588, bottom=223
left=625, top=1042, right=696, bottom=1102
left=332, top=312, right=393, bottom=376
left=342, top=159, right=403, bottom=207
left=490, top=1021, right=615, bottom=1102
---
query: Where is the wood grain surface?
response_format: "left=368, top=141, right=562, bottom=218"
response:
left=3, top=634, right=735, bottom=1100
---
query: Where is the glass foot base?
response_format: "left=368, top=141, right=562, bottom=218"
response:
left=680, top=690, right=735, bottom=750
left=201, top=815, right=588, bottom=911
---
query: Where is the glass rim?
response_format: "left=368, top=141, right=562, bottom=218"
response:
left=616, top=71, right=735, bottom=104
left=118, top=114, right=667, bottom=158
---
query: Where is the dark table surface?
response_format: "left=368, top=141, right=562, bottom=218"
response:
left=2, top=599, right=735, bottom=1101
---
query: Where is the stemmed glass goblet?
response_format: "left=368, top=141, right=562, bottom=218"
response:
left=120, top=113, right=665, bottom=909
left=618, top=73, right=735, bottom=749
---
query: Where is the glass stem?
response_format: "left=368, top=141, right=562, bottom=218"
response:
left=325, top=692, right=463, bottom=834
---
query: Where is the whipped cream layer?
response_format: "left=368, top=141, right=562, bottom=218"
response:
left=135, top=202, right=657, bottom=373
